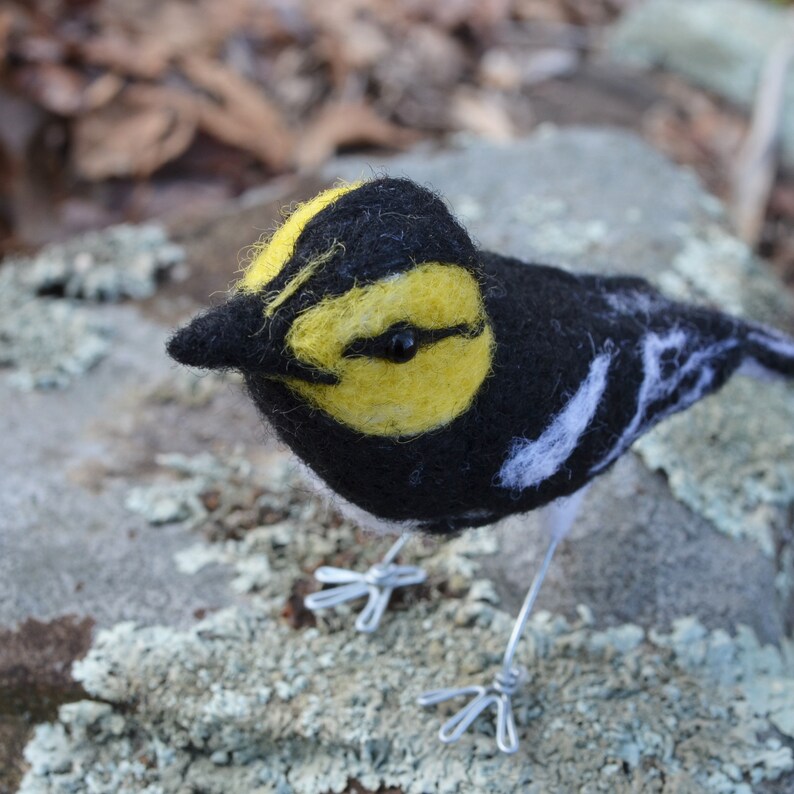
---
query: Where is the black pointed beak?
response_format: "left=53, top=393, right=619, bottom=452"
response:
left=167, top=292, right=339, bottom=384
left=167, top=293, right=273, bottom=371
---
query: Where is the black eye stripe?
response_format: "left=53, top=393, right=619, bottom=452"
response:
left=342, top=321, right=484, bottom=359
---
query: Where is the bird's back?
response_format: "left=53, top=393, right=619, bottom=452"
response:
left=478, top=252, right=747, bottom=504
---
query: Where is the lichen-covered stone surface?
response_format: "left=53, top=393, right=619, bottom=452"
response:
left=0, top=223, right=183, bottom=390
left=6, top=128, right=794, bottom=791
left=0, top=265, right=110, bottom=391
left=9, top=224, right=185, bottom=303
left=611, top=0, right=794, bottom=168
left=18, top=466, right=794, bottom=793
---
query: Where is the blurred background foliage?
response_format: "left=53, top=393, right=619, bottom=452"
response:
left=0, top=0, right=793, bottom=290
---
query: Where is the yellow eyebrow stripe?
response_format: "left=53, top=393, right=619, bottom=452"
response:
left=263, top=242, right=342, bottom=318
left=239, top=181, right=360, bottom=293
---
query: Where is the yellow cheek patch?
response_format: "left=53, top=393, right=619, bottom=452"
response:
left=284, top=263, right=495, bottom=437
left=286, top=330, right=494, bottom=437
left=239, top=182, right=359, bottom=293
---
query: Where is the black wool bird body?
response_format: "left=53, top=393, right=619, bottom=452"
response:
left=169, top=177, right=794, bottom=753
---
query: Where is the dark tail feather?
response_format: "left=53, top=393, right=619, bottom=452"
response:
left=742, top=324, right=794, bottom=379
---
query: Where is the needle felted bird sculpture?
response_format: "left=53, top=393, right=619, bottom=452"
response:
left=168, top=177, right=794, bottom=753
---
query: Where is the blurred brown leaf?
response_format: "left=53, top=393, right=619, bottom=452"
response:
left=81, top=33, right=170, bottom=79
left=401, top=0, right=512, bottom=32
left=310, top=3, right=392, bottom=86
left=513, top=0, right=569, bottom=22
left=296, top=102, right=419, bottom=171
left=82, top=72, right=125, bottom=111
left=73, top=86, right=197, bottom=179
left=479, top=49, right=523, bottom=91
left=80, top=0, right=250, bottom=78
left=13, top=64, right=123, bottom=117
left=7, top=0, right=775, bottom=276
left=0, top=9, right=14, bottom=62
left=770, top=183, right=794, bottom=222
left=94, top=0, right=250, bottom=59
left=373, top=25, right=466, bottom=130
left=15, top=63, right=87, bottom=115
left=450, top=88, right=515, bottom=141
left=180, top=55, right=293, bottom=172
left=268, top=47, right=326, bottom=116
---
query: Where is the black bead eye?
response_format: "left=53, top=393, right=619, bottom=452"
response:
left=384, top=329, right=418, bottom=363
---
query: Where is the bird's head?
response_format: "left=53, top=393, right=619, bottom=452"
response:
left=168, top=177, right=495, bottom=437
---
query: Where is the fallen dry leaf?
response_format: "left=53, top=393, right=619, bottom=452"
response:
left=81, top=33, right=171, bottom=80
left=479, top=48, right=523, bottom=91
left=180, top=55, right=293, bottom=172
left=72, top=86, right=198, bottom=179
left=13, top=64, right=123, bottom=117
left=295, top=102, right=419, bottom=171
left=310, top=3, right=392, bottom=85
left=0, top=9, right=14, bottom=63
left=402, top=0, right=512, bottom=32
left=521, top=48, right=580, bottom=86
left=15, top=63, right=87, bottom=116
left=91, top=0, right=250, bottom=66
left=770, top=183, right=794, bottom=223
left=372, top=24, right=467, bottom=129
left=268, top=47, right=326, bottom=116
left=81, top=72, right=125, bottom=112
left=449, top=88, right=515, bottom=141
left=512, top=0, right=569, bottom=23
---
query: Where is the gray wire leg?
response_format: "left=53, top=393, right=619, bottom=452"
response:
left=418, top=489, right=585, bottom=754
left=417, top=532, right=559, bottom=753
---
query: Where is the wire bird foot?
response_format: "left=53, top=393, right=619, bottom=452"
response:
left=417, top=666, right=527, bottom=754
left=303, top=534, right=426, bottom=633
left=417, top=491, right=584, bottom=754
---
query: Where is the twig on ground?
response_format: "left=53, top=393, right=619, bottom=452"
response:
left=730, top=12, right=794, bottom=246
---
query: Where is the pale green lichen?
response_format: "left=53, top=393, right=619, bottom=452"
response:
left=511, top=195, right=609, bottom=260
left=635, top=376, right=794, bottom=557
left=660, top=223, right=793, bottom=324
left=10, top=223, right=184, bottom=302
left=0, top=268, right=110, bottom=390
left=125, top=452, right=264, bottom=527
left=0, top=222, right=183, bottom=389
left=19, top=490, right=794, bottom=794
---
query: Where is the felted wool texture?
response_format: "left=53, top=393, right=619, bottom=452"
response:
left=744, top=324, right=794, bottom=377
left=283, top=261, right=494, bottom=436
left=168, top=177, right=794, bottom=536
left=498, top=352, right=612, bottom=490
left=240, top=178, right=481, bottom=321
left=239, top=182, right=360, bottom=293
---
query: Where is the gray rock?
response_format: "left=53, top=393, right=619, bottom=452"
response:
left=10, top=223, right=184, bottom=303
left=0, top=310, right=245, bottom=630
left=610, top=0, right=794, bottom=167
left=18, top=521, right=794, bottom=793
left=0, top=268, right=110, bottom=390
left=0, top=223, right=184, bottom=390
left=486, top=454, right=786, bottom=645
